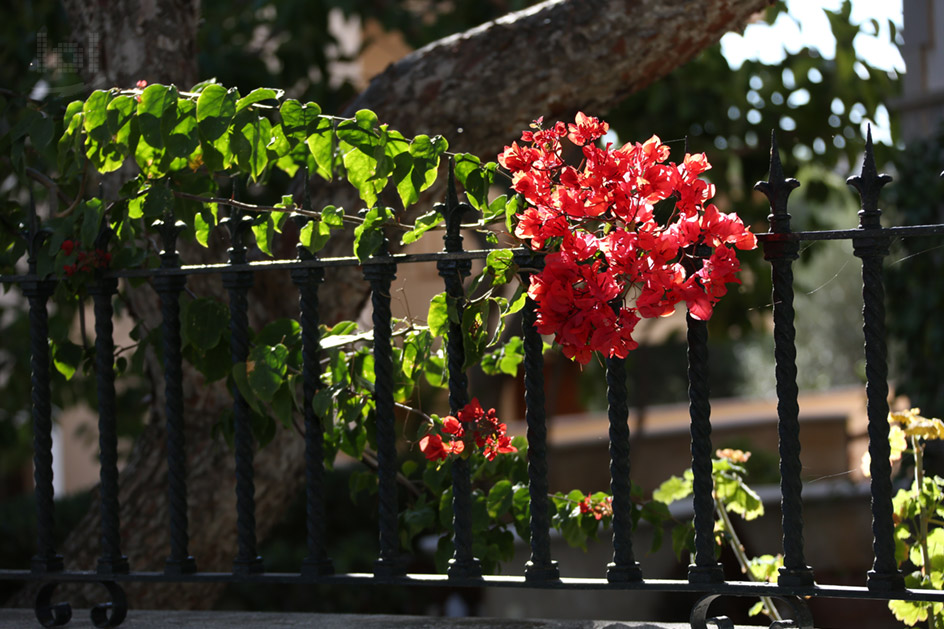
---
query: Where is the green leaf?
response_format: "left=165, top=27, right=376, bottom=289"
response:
left=194, top=211, right=213, bottom=246
left=82, top=90, right=112, bottom=142
left=106, top=95, right=137, bottom=150
left=251, top=217, right=274, bottom=256
left=427, top=293, right=449, bottom=337
left=461, top=301, right=489, bottom=371
left=336, top=110, right=387, bottom=205
left=455, top=154, right=495, bottom=210
left=79, top=199, right=105, bottom=246
left=486, top=249, right=516, bottom=285
left=401, top=208, right=443, bottom=245
left=483, top=193, right=509, bottom=223
left=141, top=183, right=175, bottom=219
left=52, top=340, right=83, bottom=381
left=270, top=383, right=294, bottom=428
left=233, top=113, right=273, bottom=181
left=306, top=117, right=334, bottom=180
left=393, top=134, right=448, bottom=209
left=889, top=598, right=931, bottom=626
left=196, top=84, right=237, bottom=141
left=137, top=84, right=179, bottom=149
left=231, top=362, right=264, bottom=415
left=653, top=474, right=693, bottom=504
left=298, top=219, right=331, bottom=254
left=716, top=472, right=764, bottom=520
left=486, top=480, right=513, bottom=519
left=497, top=336, right=524, bottom=376
left=353, top=206, right=392, bottom=262
left=183, top=298, right=229, bottom=351
left=671, top=522, right=695, bottom=561
left=165, top=99, right=200, bottom=161
left=280, top=100, right=322, bottom=141
left=58, top=101, right=85, bottom=172
left=235, top=88, right=281, bottom=112
left=512, top=484, right=531, bottom=539
left=321, top=205, right=344, bottom=227
left=247, top=343, right=288, bottom=402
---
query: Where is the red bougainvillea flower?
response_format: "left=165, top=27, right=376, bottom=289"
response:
left=418, top=399, right=516, bottom=463
left=499, top=112, right=757, bottom=363
left=577, top=493, right=614, bottom=520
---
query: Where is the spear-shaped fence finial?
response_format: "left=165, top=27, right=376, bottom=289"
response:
left=755, top=130, right=800, bottom=234
left=847, top=125, right=891, bottom=230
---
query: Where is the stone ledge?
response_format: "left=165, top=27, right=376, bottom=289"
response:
left=0, top=610, right=742, bottom=628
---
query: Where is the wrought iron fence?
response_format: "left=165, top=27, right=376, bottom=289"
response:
left=2, top=132, right=944, bottom=629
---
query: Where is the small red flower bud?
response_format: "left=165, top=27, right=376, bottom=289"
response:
left=136, top=79, right=148, bottom=89
left=60, top=240, right=74, bottom=255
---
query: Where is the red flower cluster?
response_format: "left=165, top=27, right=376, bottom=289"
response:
left=577, top=493, right=613, bottom=520
left=419, top=398, right=516, bottom=463
left=61, top=240, right=111, bottom=277
left=499, top=114, right=757, bottom=363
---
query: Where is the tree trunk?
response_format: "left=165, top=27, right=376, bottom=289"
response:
left=60, top=0, right=201, bottom=90
left=11, top=0, right=768, bottom=611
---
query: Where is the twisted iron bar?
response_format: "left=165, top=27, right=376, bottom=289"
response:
left=756, top=133, right=813, bottom=586
left=769, top=256, right=814, bottom=584
left=516, top=252, right=559, bottom=581
left=224, top=204, right=263, bottom=575
left=366, top=259, right=405, bottom=577
left=226, top=272, right=263, bottom=574
left=293, top=248, right=333, bottom=576
left=686, top=313, right=723, bottom=583
left=25, top=277, right=63, bottom=573
left=154, top=219, right=196, bottom=575
left=848, top=129, right=903, bottom=591
left=440, top=162, right=481, bottom=579
left=158, top=272, right=195, bottom=574
left=90, top=274, right=129, bottom=576
left=606, top=350, right=642, bottom=582
left=858, top=247, right=903, bottom=588
left=439, top=258, right=481, bottom=579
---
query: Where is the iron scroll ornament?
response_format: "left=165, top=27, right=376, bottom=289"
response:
left=35, top=581, right=127, bottom=628
left=689, top=593, right=813, bottom=629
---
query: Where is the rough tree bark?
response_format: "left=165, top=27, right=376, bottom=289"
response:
left=13, top=0, right=769, bottom=611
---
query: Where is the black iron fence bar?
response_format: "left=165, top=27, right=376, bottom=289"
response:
left=605, top=309, right=642, bottom=582
left=153, top=218, right=197, bottom=576
left=439, top=166, right=482, bottom=580
left=514, top=250, right=559, bottom=582
left=755, top=134, right=814, bottom=587
left=89, top=258, right=129, bottom=576
left=685, top=243, right=723, bottom=584
left=222, top=206, right=264, bottom=575
left=291, top=212, right=334, bottom=578
left=24, top=277, right=61, bottom=574
left=362, top=218, right=404, bottom=577
left=848, top=130, right=904, bottom=592
left=23, top=195, right=63, bottom=574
